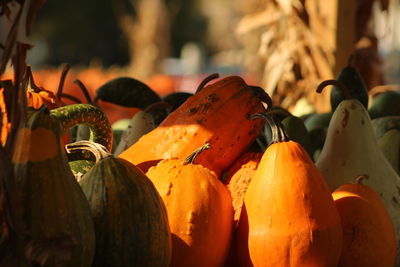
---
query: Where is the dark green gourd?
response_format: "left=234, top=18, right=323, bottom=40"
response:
left=77, top=141, right=172, bottom=267
left=330, top=56, right=369, bottom=112
left=12, top=108, right=95, bottom=267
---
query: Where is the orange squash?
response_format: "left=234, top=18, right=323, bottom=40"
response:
left=332, top=176, right=397, bottom=267
left=119, top=75, right=268, bottom=176
left=146, top=145, right=234, bottom=267
left=224, top=151, right=262, bottom=226
left=236, top=114, right=342, bottom=267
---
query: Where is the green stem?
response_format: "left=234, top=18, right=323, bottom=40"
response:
left=50, top=104, right=113, bottom=151
left=251, top=112, right=288, bottom=143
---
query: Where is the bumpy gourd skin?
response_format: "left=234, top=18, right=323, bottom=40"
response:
left=79, top=157, right=172, bottom=267
left=146, top=159, right=233, bottom=267
left=12, top=109, right=95, bottom=267
left=50, top=104, right=113, bottom=152
left=119, top=75, right=266, bottom=176
left=236, top=141, right=342, bottom=267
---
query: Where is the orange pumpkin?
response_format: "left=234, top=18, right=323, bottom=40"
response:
left=146, top=146, right=233, bottom=267
left=236, top=114, right=342, bottom=267
left=119, top=75, right=268, bottom=176
left=332, top=176, right=397, bottom=267
left=224, top=151, right=262, bottom=226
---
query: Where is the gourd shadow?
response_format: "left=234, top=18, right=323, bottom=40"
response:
left=232, top=204, right=254, bottom=267
left=169, top=233, right=191, bottom=266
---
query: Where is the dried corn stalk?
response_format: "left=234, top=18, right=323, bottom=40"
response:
left=236, top=0, right=387, bottom=112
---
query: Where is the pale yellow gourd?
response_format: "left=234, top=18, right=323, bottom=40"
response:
left=316, top=99, right=400, bottom=262
left=378, top=129, right=400, bottom=175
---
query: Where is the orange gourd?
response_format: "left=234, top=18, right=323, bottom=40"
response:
left=332, top=176, right=397, bottom=266
left=119, top=75, right=269, bottom=176
left=236, top=114, right=342, bottom=267
left=224, top=151, right=262, bottom=226
left=146, top=144, right=234, bottom=267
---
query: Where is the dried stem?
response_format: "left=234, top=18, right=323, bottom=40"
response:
left=73, top=79, right=93, bottom=104
left=316, top=79, right=352, bottom=99
left=195, top=73, right=219, bottom=93
left=184, top=143, right=211, bottom=164
left=65, top=140, right=111, bottom=164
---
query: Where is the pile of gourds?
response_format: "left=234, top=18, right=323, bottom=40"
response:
left=1, top=59, right=400, bottom=267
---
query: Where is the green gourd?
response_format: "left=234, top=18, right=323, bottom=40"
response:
left=12, top=108, right=95, bottom=267
left=330, top=56, right=369, bottom=112
left=369, top=91, right=400, bottom=119
left=77, top=141, right=171, bottom=267
left=281, top=115, right=314, bottom=158
left=50, top=104, right=113, bottom=179
left=371, top=116, right=400, bottom=139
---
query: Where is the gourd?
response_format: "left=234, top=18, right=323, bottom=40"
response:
left=315, top=81, right=400, bottom=262
left=119, top=75, right=269, bottom=176
left=378, top=129, right=400, bottom=174
left=369, top=91, right=400, bottom=119
left=281, top=115, right=314, bottom=157
left=223, top=151, right=262, bottom=226
left=236, top=113, right=342, bottom=267
left=50, top=103, right=113, bottom=180
left=113, top=110, right=155, bottom=156
left=11, top=107, right=95, bottom=267
left=330, top=56, right=369, bottom=112
left=371, top=116, right=400, bottom=139
left=146, top=144, right=233, bottom=267
left=333, top=176, right=396, bottom=267
left=77, top=141, right=171, bottom=267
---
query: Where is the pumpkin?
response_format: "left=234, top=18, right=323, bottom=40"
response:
left=119, top=75, right=269, bottom=176
left=12, top=107, right=95, bottom=267
left=236, top=113, right=342, bottom=267
left=224, top=151, right=262, bottom=226
left=332, top=176, right=396, bottom=267
left=77, top=141, right=171, bottom=267
left=146, top=144, right=234, bottom=267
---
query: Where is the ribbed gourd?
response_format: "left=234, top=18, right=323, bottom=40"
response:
left=12, top=107, right=95, bottom=267
left=76, top=141, right=172, bottom=267
left=236, top=114, right=342, bottom=267
left=50, top=103, right=113, bottom=180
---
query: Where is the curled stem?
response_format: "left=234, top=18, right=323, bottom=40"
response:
left=316, top=79, right=352, bottom=99
left=248, top=86, right=272, bottom=111
left=65, top=140, right=111, bottom=164
left=251, top=112, right=288, bottom=143
left=195, top=73, right=219, bottom=93
left=73, top=79, right=93, bottom=104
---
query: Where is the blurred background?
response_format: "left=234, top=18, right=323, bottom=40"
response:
left=1, top=0, right=400, bottom=113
